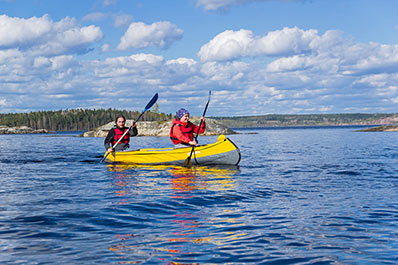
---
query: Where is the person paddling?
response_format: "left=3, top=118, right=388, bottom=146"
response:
left=170, top=108, right=206, bottom=148
left=104, top=114, right=138, bottom=153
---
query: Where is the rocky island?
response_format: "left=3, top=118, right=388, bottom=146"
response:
left=81, top=118, right=237, bottom=137
left=0, top=125, right=48, bottom=134
left=356, top=125, right=398, bottom=132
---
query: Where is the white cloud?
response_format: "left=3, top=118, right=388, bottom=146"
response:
left=50, top=55, right=77, bottom=70
left=0, top=49, right=22, bottom=63
left=343, top=44, right=398, bottom=75
left=198, top=27, right=317, bottom=62
left=103, top=0, right=118, bottom=6
left=90, top=53, right=165, bottom=78
left=101, top=43, right=112, bottom=52
left=130, top=53, right=164, bottom=64
left=114, top=14, right=134, bottom=27
left=0, top=14, right=52, bottom=48
left=0, top=98, right=7, bottom=107
left=166, top=58, right=197, bottom=67
left=201, top=61, right=249, bottom=82
left=117, top=21, right=183, bottom=50
left=196, top=0, right=253, bottom=11
left=266, top=55, right=312, bottom=72
left=198, top=30, right=253, bottom=62
left=196, top=0, right=301, bottom=11
left=0, top=14, right=103, bottom=56
left=33, top=56, right=51, bottom=68
left=82, top=12, right=108, bottom=22
left=2, top=17, right=398, bottom=115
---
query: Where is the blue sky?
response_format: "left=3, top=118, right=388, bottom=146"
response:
left=1, top=0, right=398, bottom=116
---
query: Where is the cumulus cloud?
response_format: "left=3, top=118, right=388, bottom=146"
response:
left=166, top=58, right=197, bottom=67
left=2, top=18, right=398, bottom=115
left=198, top=27, right=317, bottom=62
left=0, top=14, right=103, bottom=56
left=195, top=26, right=398, bottom=114
left=117, top=21, right=183, bottom=50
left=0, top=14, right=52, bottom=48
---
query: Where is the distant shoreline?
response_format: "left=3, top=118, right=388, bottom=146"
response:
left=232, top=124, right=380, bottom=130
left=2, top=110, right=398, bottom=132
left=1, top=124, right=389, bottom=135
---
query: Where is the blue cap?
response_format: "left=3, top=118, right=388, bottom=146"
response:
left=176, top=108, right=189, bottom=119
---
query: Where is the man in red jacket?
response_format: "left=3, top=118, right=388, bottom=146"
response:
left=170, top=108, right=206, bottom=148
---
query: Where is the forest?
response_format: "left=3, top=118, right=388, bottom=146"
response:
left=1, top=109, right=398, bottom=131
left=0, top=106, right=172, bottom=131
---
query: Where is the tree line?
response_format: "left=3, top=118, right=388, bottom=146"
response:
left=211, top=113, right=398, bottom=127
left=0, top=107, right=173, bottom=131
left=2, top=109, right=397, bottom=131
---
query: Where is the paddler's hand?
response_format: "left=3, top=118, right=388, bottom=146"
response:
left=200, top=116, right=204, bottom=121
left=107, top=148, right=114, bottom=153
left=131, top=121, right=136, bottom=127
left=189, top=140, right=197, bottom=146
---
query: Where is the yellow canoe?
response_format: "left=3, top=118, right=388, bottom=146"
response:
left=104, top=135, right=241, bottom=166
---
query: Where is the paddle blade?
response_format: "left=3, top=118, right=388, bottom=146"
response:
left=132, top=93, right=159, bottom=124
left=183, top=146, right=195, bottom=167
left=143, top=93, right=158, bottom=112
left=100, top=151, right=110, bottom=163
left=183, top=155, right=192, bottom=167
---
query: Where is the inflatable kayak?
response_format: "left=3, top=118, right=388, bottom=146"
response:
left=104, top=135, right=241, bottom=166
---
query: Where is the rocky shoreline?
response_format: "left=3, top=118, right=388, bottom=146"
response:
left=3, top=122, right=397, bottom=135
left=356, top=125, right=398, bottom=132
left=81, top=118, right=237, bottom=137
left=0, top=125, right=48, bottom=134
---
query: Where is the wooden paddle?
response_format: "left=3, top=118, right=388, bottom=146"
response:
left=183, top=91, right=211, bottom=167
left=101, top=93, right=159, bottom=163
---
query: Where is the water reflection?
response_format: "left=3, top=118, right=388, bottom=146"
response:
left=106, top=164, right=244, bottom=264
left=107, top=164, right=240, bottom=197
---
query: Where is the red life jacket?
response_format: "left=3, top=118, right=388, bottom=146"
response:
left=170, top=119, right=195, bottom=145
left=111, top=127, right=130, bottom=145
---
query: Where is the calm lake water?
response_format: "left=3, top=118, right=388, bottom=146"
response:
left=0, top=127, right=397, bottom=264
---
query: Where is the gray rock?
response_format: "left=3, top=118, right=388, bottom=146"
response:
left=0, top=125, right=48, bottom=134
left=356, top=125, right=398, bottom=132
left=81, top=118, right=237, bottom=137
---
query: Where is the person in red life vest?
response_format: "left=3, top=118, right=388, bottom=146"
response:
left=170, top=108, right=206, bottom=148
left=104, top=114, right=138, bottom=152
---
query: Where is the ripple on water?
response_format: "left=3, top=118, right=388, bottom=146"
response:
left=1, top=130, right=398, bottom=264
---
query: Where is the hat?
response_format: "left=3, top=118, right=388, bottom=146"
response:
left=176, top=108, right=189, bottom=119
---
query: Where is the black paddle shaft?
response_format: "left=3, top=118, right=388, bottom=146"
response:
left=184, top=91, right=211, bottom=167
left=194, top=91, right=211, bottom=142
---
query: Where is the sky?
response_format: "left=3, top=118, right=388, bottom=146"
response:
left=1, top=0, right=398, bottom=116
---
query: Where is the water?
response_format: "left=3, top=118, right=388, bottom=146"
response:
left=0, top=127, right=397, bottom=264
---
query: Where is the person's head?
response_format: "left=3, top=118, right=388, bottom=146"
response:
left=115, top=114, right=126, bottom=128
left=176, top=108, right=189, bottom=122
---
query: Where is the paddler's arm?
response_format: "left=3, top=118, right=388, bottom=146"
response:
left=198, top=117, right=206, bottom=134
left=104, top=129, right=115, bottom=153
left=129, top=121, right=138, bottom=136
left=192, top=117, right=206, bottom=136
